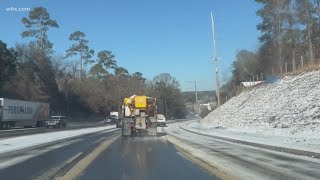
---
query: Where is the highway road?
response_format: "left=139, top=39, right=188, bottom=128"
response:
left=2, top=120, right=318, bottom=180
left=0, top=125, right=216, bottom=180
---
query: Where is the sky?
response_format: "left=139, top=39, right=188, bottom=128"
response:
left=0, top=0, right=261, bottom=91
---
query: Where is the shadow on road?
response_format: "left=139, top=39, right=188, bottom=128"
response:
left=157, top=132, right=167, bottom=137
left=120, top=132, right=167, bottom=140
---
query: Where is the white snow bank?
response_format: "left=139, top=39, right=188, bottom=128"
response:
left=202, top=70, right=320, bottom=139
left=0, top=126, right=116, bottom=154
left=184, top=121, right=320, bottom=153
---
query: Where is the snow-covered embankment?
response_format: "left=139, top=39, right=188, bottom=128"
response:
left=187, top=71, right=320, bottom=152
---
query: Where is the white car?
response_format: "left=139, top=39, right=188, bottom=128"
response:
left=46, top=116, right=67, bottom=128
left=156, top=114, right=166, bottom=126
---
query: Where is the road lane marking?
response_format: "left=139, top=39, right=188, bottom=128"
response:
left=0, top=154, right=36, bottom=169
left=60, top=135, right=120, bottom=180
left=33, top=152, right=84, bottom=180
left=65, top=152, right=83, bottom=164
left=45, top=139, right=83, bottom=150
left=93, top=137, right=105, bottom=144
left=0, top=138, right=82, bottom=170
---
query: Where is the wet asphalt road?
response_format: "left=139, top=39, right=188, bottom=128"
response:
left=0, top=128, right=216, bottom=180
left=80, top=134, right=215, bottom=180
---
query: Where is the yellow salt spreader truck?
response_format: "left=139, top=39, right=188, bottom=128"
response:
left=121, top=95, right=157, bottom=136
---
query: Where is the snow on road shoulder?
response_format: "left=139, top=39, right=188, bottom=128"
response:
left=183, top=121, right=320, bottom=154
left=0, top=126, right=117, bottom=154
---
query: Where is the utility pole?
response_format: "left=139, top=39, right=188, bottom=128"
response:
left=194, top=80, right=198, bottom=109
left=164, top=98, right=168, bottom=117
left=211, top=12, right=220, bottom=106
left=64, top=74, right=69, bottom=116
left=186, top=80, right=199, bottom=111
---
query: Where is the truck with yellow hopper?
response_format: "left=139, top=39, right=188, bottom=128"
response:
left=122, top=95, right=157, bottom=136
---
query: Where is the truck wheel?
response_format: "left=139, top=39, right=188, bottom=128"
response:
left=10, top=122, right=16, bottom=128
left=1, top=123, right=6, bottom=129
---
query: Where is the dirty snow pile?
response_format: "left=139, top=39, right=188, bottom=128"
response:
left=201, top=70, right=320, bottom=138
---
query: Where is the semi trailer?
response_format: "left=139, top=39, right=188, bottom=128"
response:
left=0, top=98, right=50, bottom=129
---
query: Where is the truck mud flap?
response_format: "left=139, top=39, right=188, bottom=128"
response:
left=147, top=122, right=157, bottom=136
left=122, top=122, right=132, bottom=136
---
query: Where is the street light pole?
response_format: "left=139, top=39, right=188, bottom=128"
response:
left=211, top=12, right=221, bottom=107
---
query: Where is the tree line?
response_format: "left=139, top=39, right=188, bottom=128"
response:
left=223, top=0, right=320, bottom=97
left=0, top=7, right=187, bottom=119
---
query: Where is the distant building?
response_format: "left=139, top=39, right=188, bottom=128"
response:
left=241, top=81, right=263, bottom=88
left=199, top=102, right=216, bottom=111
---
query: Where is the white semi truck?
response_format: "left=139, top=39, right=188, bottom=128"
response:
left=0, top=98, right=50, bottom=129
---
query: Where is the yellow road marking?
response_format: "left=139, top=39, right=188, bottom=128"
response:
left=60, top=135, right=120, bottom=180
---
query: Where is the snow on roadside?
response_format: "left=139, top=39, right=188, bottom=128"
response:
left=201, top=70, right=320, bottom=140
left=183, top=121, right=320, bottom=154
left=0, top=126, right=117, bottom=154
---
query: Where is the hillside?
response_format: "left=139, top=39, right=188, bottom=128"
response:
left=201, top=70, right=320, bottom=138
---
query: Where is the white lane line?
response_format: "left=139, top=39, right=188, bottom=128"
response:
left=0, top=154, right=37, bottom=169
left=0, top=129, right=118, bottom=170
left=65, top=152, right=83, bottom=164
left=0, top=138, right=82, bottom=170
left=0, top=126, right=117, bottom=155
left=93, top=137, right=105, bottom=144
left=46, top=139, right=83, bottom=150
left=33, top=152, right=84, bottom=180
